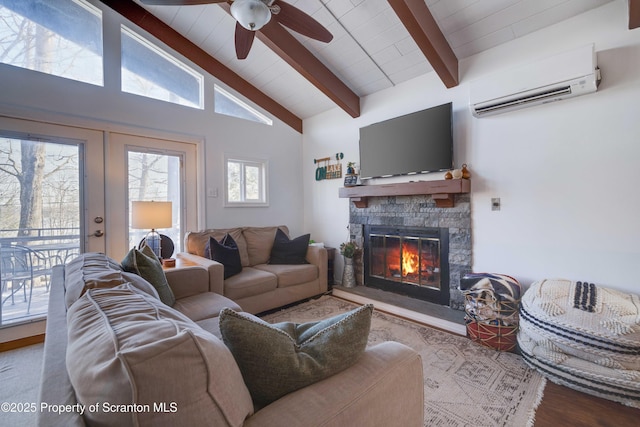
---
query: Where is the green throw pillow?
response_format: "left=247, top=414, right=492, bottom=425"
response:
left=121, top=245, right=175, bottom=306
left=219, top=304, right=373, bottom=409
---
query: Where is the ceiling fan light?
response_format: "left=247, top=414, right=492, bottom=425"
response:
left=231, top=0, right=271, bottom=31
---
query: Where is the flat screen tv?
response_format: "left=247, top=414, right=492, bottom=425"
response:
left=358, top=102, right=453, bottom=179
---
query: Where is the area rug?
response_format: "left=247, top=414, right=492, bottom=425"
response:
left=262, top=295, right=546, bottom=427
left=0, top=343, right=43, bottom=427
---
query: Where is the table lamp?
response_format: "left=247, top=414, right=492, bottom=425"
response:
left=131, top=201, right=172, bottom=258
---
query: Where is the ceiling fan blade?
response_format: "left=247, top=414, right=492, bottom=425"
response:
left=138, top=0, right=226, bottom=5
left=273, top=1, right=333, bottom=43
left=235, top=22, right=256, bottom=59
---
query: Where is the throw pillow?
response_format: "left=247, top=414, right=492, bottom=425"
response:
left=269, top=228, right=310, bottom=265
left=205, top=234, right=243, bottom=279
left=219, top=303, right=373, bottom=408
left=66, top=283, right=253, bottom=427
left=121, top=245, right=175, bottom=306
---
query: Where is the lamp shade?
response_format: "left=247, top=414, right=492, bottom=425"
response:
left=131, top=201, right=172, bottom=229
left=231, top=0, right=271, bottom=31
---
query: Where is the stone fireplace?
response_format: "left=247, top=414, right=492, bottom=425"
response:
left=348, top=192, right=471, bottom=311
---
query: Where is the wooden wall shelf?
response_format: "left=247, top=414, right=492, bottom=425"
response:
left=339, top=179, right=470, bottom=208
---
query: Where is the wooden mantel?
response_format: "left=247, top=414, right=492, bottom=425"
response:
left=339, top=179, right=470, bottom=208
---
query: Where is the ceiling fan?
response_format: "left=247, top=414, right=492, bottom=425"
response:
left=139, top=0, right=333, bottom=59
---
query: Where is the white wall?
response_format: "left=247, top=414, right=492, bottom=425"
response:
left=0, top=1, right=305, bottom=237
left=303, top=0, right=640, bottom=295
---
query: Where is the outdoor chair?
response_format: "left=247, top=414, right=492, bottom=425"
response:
left=1, top=244, right=51, bottom=314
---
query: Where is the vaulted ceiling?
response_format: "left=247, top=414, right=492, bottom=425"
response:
left=98, top=0, right=633, bottom=133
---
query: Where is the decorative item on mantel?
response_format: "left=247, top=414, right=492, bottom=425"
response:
left=445, top=163, right=470, bottom=180
left=461, top=164, right=471, bottom=179
left=346, top=161, right=356, bottom=175
left=340, top=240, right=358, bottom=288
left=344, top=161, right=359, bottom=187
left=314, top=152, right=343, bottom=181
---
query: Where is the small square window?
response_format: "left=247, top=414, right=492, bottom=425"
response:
left=225, top=155, right=268, bottom=207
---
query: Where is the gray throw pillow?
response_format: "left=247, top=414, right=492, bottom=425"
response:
left=121, top=245, right=176, bottom=306
left=269, top=228, right=310, bottom=265
left=205, top=233, right=243, bottom=279
left=219, top=304, right=373, bottom=409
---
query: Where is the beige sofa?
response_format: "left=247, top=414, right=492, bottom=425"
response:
left=179, top=226, right=328, bottom=314
left=38, top=253, right=424, bottom=427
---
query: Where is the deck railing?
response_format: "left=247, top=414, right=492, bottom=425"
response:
left=1, top=228, right=81, bottom=327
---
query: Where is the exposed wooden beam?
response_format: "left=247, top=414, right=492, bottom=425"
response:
left=220, top=3, right=360, bottom=118
left=630, top=0, right=640, bottom=29
left=99, top=0, right=303, bottom=133
left=258, top=24, right=361, bottom=118
left=387, top=0, right=458, bottom=88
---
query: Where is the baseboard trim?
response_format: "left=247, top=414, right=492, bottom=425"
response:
left=332, top=288, right=467, bottom=336
left=0, top=334, right=45, bottom=352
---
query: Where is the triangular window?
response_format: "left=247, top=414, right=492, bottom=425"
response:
left=214, top=85, right=273, bottom=126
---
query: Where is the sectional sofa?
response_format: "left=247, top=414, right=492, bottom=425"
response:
left=37, top=252, right=424, bottom=426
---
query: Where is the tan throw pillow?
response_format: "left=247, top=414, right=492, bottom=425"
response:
left=243, top=226, right=287, bottom=265
left=64, top=252, right=159, bottom=308
left=219, top=304, right=373, bottom=409
left=66, top=284, right=254, bottom=427
left=121, top=245, right=175, bottom=306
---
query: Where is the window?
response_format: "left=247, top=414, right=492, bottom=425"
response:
left=225, top=155, right=268, bottom=207
left=0, top=0, right=103, bottom=86
left=214, top=85, right=273, bottom=125
left=121, top=26, right=203, bottom=109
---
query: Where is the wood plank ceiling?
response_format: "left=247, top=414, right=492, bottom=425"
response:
left=100, top=0, right=623, bottom=133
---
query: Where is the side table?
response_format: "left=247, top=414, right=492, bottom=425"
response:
left=161, top=257, right=198, bottom=270
left=325, top=247, right=336, bottom=290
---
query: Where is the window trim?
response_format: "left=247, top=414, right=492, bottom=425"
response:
left=224, top=154, right=269, bottom=207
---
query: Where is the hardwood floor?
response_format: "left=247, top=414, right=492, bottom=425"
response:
left=0, top=334, right=45, bottom=352
left=535, top=381, right=640, bottom=427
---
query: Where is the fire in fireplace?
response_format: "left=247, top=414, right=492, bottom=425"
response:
left=364, top=226, right=450, bottom=305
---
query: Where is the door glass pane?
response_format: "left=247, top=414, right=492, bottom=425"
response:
left=127, top=150, right=181, bottom=257
left=0, top=135, right=81, bottom=327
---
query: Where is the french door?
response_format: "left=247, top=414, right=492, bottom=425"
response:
left=106, top=132, right=199, bottom=261
left=0, top=116, right=104, bottom=328
left=0, top=118, right=199, bottom=334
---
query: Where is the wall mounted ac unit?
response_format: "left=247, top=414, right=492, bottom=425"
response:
left=469, top=44, right=601, bottom=118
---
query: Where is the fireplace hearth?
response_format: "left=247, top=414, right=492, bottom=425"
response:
left=365, top=226, right=450, bottom=305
